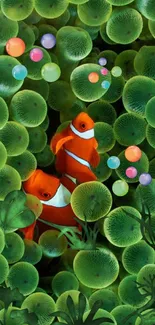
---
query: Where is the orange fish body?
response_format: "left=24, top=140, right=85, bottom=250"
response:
left=20, top=170, right=78, bottom=240
left=50, top=112, right=100, bottom=183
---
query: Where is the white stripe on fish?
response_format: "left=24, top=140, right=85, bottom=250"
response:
left=64, top=149, right=90, bottom=168
left=70, top=123, right=94, bottom=139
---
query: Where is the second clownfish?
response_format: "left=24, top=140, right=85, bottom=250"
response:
left=50, top=112, right=100, bottom=183
left=20, top=170, right=79, bottom=240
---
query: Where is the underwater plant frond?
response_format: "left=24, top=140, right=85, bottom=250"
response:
left=10, top=308, right=39, bottom=325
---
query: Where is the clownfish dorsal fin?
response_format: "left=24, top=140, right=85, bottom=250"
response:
left=40, top=183, right=71, bottom=208
left=55, top=135, right=73, bottom=154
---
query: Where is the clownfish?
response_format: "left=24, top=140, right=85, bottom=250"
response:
left=50, top=112, right=100, bottom=183
left=20, top=170, right=79, bottom=240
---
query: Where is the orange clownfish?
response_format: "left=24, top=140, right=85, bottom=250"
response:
left=20, top=170, right=79, bottom=240
left=50, top=112, right=100, bottom=183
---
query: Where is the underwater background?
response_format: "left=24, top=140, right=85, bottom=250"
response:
left=0, top=0, right=155, bottom=324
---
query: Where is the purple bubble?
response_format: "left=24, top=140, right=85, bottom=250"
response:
left=41, top=33, right=56, bottom=49
left=98, top=57, right=107, bottom=66
left=139, top=173, right=152, bottom=186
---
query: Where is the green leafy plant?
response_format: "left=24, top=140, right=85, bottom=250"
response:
left=0, top=287, right=24, bottom=308
left=51, top=292, right=114, bottom=325
left=0, top=190, right=36, bottom=233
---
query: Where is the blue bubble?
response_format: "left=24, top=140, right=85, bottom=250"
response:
left=107, top=156, right=120, bottom=169
left=139, top=173, right=152, bottom=186
left=101, top=80, right=110, bottom=89
left=12, top=65, right=28, bottom=81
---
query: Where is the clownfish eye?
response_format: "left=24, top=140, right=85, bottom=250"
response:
left=42, top=192, right=51, bottom=199
left=80, top=122, right=86, bottom=130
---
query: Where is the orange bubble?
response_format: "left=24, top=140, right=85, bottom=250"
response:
left=88, top=72, right=99, bottom=83
left=6, top=37, right=26, bottom=57
left=125, top=146, right=142, bottom=162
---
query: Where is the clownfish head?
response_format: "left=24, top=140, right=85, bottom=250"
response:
left=70, top=112, right=94, bottom=139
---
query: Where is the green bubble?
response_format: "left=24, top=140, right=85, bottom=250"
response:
left=136, top=0, right=155, bottom=20
left=1, top=0, right=34, bottom=21
left=106, top=8, right=143, bottom=44
left=115, top=50, right=137, bottom=81
left=0, top=122, right=29, bottom=157
left=70, top=63, right=111, bottom=102
left=35, top=145, right=54, bottom=167
left=0, top=254, right=9, bottom=284
left=41, top=63, right=61, bottom=82
left=111, top=66, right=122, bottom=77
left=34, top=0, right=68, bottom=18
left=10, top=90, right=47, bottom=128
left=122, top=240, right=155, bottom=275
left=122, top=76, right=155, bottom=117
left=89, top=289, right=120, bottom=312
left=21, top=46, right=51, bottom=80
left=6, top=262, right=39, bottom=296
left=27, top=126, right=47, bottom=153
left=20, top=239, right=42, bottom=265
left=0, top=98, right=9, bottom=130
left=0, top=9, right=18, bottom=46
left=0, top=165, right=21, bottom=201
left=73, top=248, right=119, bottom=289
left=102, top=75, right=125, bottom=103
left=86, top=100, right=117, bottom=125
left=116, top=150, right=149, bottom=183
left=48, top=80, right=76, bottom=111
left=7, top=150, right=37, bottom=181
left=104, top=206, right=142, bottom=247
left=22, top=292, right=56, bottom=324
left=94, top=122, right=115, bottom=153
left=111, top=305, right=137, bottom=325
left=38, top=230, right=68, bottom=258
left=0, top=56, right=23, bottom=98
left=78, top=0, right=112, bottom=26
left=92, top=153, right=112, bottom=182
left=22, top=78, right=49, bottom=101
left=71, top=181, right=112, bottom=222
left=0, top=142, right=7, bottom=170
left=112, top=180, right=129, bottom=197
left=2, top=232, right=24, bottom=264
left=56, top=26, right=92, bottom=61
left=113, top=113, right=146, bottom=146
left=52, top=271, right=79, bottom=297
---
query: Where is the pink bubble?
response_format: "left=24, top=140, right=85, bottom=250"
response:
left=126, top=166, right=137, bottom=179
left=30, top=48, right=43, bottom=62
left=101, top=68, right=108, bottom=75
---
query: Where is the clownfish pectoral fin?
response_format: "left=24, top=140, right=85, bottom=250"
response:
left=90, top=148, right=100, bottom=168
left=55, top=136, right=73, bottom=154
left=94, top=138, right=98, bottom=149
left=50, top=128, right=70, bottom=154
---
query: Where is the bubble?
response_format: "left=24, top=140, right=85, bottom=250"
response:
left=88, top=72, right=99, bottom=83
left=12, top=65, right=27, bottom=81
left=126, top=167, right=137, bottom=179
left=101, top=80, right=110, bottom=89
left=98, top=57, right=107, bottom=66
left=41, top=33, right=56, bottom=49
left=30, top=48, right=43, bottom=62
left=139, top=173, right=152, bottom=186
left=101, top=67, right=108, bottom=75
left=41, top=63, right=61, bottom=82
left=107, top=156, right=120, bottom=169
left=6, top=38, right=25, bottom=57
left=125, top=146, right=142, bottom=162
left=112, top=180, right=129, bottom=196
left=111, top=66, right=122, bottom=77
